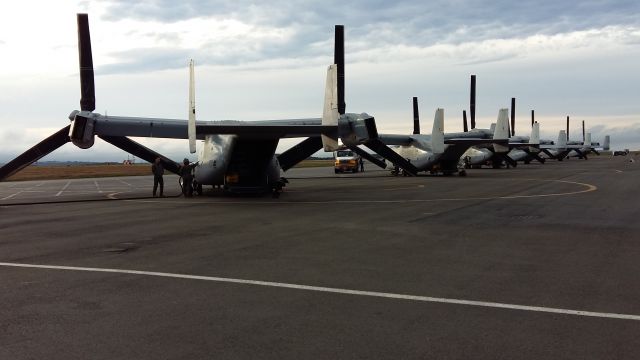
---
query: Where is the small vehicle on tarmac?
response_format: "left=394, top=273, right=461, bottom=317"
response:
left=334, top=149, right=361, bottom=173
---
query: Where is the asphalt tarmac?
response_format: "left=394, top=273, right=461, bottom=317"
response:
left=1, top=156, right=639, bottom=359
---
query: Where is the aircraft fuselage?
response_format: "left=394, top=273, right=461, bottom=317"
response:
left=194, top=135, right=281, bottom=193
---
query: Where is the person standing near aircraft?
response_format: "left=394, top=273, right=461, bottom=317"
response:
left=180, top=158, right=195, bottom=197
left=151, top=157, right=164, bottom=197
left=359, top=157, right=364, bottom=172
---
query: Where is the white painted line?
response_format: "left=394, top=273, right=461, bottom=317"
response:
left=615, top=170, right=623, bottom=173
left=55, top=180, right=72, bottom=197
left=119, top=179, right=133, bottom=186
left=1, top=262, right=638, bottom=322
left=94, top=180, right=103, bottom=193
left=1, top=192, right=20, bottom=201
left=1, top=182, right=45, bottom=200
left=107, top=192, right=122, bottom=199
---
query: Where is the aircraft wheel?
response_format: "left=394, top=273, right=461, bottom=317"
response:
left=458, top=170, right=467, bottom=177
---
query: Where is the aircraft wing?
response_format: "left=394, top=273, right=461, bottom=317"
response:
left=444, top=138, right=509, bottom=146
left=507, top=142, right=540, bottom=149
left=377, top=134, right=414, bottom=146
left=89, top=115, right=333, bottom=140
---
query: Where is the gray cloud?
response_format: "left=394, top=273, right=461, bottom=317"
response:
left=101, top=1, right=640, bottom=36
left=589, top=123, right=640, bottom=150
left=94, top=0, right=640, bottom=73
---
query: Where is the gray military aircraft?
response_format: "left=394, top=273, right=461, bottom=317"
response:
left=565, top=120, right=610, bottom=159
left=539, top=130, right=571, bottom=160
left=0, top=15, right=395, bottom=195
left=361, top=96, right=510, bottom=176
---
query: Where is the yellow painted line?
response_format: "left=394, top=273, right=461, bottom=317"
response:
left=118, top=179, right=597, bottom=205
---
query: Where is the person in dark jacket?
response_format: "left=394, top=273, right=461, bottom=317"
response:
left=151, top=157, right=164, bottom=197
left=180, top=158, right=195, bottom=197
left=359, top=157, right=364, bottom=172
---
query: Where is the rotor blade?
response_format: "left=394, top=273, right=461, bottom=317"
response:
left=510, top=97, right=515, bottom=136
left=502, top=153, right=518, bottom=167
left=0, top=126, right=71, bottom=181
left=412, top=97, right=420, bottom=134
left=99, top=135, right=180, bottom=174
left=470, top=74, right=476, bottom=129
left=334, top=25, right=345, bottom=115
left=77, top=13, right=95, bottom=112
left=277, top=136, right=323, bottom=171
left=347, top=145, right=387, bottom=169
left=463, top=110, right=468, bottom=132
left=522, top=149, right=546, bottom=164
left=188, top=59, right=196, bottom=153
left=363, top=139, right=418, bottom=175
left=531, top=110, right=535, bottom=128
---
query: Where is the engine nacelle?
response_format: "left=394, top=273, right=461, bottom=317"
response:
left=338, top=113, right=378, bottom=147
left=69, top=111, right=96, bottom=149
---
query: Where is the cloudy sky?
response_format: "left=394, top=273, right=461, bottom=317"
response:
left=1, top=0, right=639, bottom=163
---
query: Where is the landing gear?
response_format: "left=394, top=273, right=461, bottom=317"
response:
left=272, top=177, right=288, bottom=198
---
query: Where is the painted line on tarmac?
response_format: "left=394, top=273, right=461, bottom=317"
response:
left=55, top=180, right=72, bottom=197
left=94, top=180, right=103, bottom=193
left=120, top=179, right=597, bottom=205
left=0, top=182, right=44, bottom=200
left=1, top=261, right=637, bottom=322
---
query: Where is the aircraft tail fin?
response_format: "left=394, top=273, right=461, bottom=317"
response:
left=584, top=132, right=592, bottom=148
left=603, top=135, right=610, bottom=150
left=188, top=59, right=196, bottom=154
left=492, top=109, right=510, bottom=152
left=530, top=122, right=540, bottom=145
left=322, top=64, right=339, bottom=151
left=557, top=130, right=567, bottom=149
left=431, top=108, right=445, bottom=154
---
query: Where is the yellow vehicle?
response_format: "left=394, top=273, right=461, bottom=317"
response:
left=334, top=149, right=361, bottom=173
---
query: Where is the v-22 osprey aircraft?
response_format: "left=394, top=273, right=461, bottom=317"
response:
left=0, top=15, right=397, bottom=196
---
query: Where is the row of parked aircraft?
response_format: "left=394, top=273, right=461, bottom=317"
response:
left=0, top=14, right=610, bottom=195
